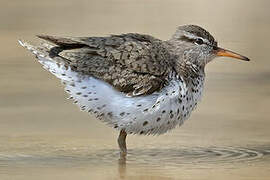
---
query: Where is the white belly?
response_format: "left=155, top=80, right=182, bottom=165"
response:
left=38, top=56, right=204, bottom=135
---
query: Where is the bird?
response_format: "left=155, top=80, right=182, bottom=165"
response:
left=18, top=25, right=249, bottom=159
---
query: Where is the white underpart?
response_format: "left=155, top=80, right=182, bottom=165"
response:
left=19, top=40, right=204, bottom=135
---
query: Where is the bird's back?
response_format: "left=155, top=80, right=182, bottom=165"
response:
left=33, top=34, right=176, bottom=96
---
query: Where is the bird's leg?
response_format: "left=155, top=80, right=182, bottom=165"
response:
left=118, top=129, right=127, bottom=159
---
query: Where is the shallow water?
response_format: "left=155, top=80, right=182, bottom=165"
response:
left=1, top=0, right=270, bottom=179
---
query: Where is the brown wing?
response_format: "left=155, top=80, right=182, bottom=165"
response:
left=37, top=33, right=173, bottom=96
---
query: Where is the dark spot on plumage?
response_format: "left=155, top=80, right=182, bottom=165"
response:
left=143, top=108, right=148, bottom=112
left=137, top=104, right=142, bottom=107
left=88, top=92, right=92, bottom=94
left=81, top=86, right=87, bottom=89
left=177, top=108, right=180, bottom=115
left=156, top=117, right=161, bottom=122
left=114, top=125, right=118, bottom=128
left=98, top=113, right=104, bottom=118
left=94, top=98, right=99, bottom=100
left=107, top=112, right=113, bottom=118
left=162, top=110, right=166, bottom=114
left=88, top=98, right=93, bottom=101
left=76, top=92, right=82, bottom=95
left=143, top=121, right=148, bottom=126
left=120, top=112, right=125, bottom=116
left=169, top=110, right=174, bottom=119
left=88, top=109, right=93, bottom=113
left=83, top=95, right=88, bottom=97
left=140, top=131, right=144, bottom=134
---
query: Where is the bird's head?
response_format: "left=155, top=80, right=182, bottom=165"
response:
left=169, top=25, right=249, bottom=67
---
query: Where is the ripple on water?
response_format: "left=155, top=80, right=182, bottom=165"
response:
left=0, top=145, right=269, bottom=168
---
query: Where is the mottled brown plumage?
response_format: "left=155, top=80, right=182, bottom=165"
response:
left=37, top=33, right=175, bottom=96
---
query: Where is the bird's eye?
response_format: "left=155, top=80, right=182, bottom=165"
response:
left=195, top=38, right=204, bottom=45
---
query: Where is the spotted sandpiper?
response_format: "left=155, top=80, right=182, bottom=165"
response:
left=19, top=25, right=249, bottom=158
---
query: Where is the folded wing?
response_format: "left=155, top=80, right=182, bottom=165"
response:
left=27, top=33, right=174, bottom=96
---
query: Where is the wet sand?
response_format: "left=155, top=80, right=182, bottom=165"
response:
left=1, top=0, right=270, bottom=179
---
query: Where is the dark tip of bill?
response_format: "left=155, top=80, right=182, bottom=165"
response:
left=243, top=56, right=250, bottom=61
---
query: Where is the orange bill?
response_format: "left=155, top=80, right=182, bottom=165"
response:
left=216, top=47, right=250, bottom=61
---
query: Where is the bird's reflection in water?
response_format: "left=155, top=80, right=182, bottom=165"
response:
left=117, top=157, right=175, bottom=180
left=118, top=156, right=127, bottom=179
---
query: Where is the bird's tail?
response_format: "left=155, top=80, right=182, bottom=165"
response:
left=18, top=39, right=73, bottom=82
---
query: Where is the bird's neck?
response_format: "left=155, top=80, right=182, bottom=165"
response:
left=164, top=40, right=206, bottom=82
left=175, top=60, right=205, bottom=83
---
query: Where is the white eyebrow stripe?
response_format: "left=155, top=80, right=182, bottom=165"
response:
left=183, top=32, right=210, bottom=44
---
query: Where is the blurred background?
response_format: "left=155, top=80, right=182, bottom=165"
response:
left=0, top=0, right=270, bottom=179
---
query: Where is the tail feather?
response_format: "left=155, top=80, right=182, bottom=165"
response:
left=36, top=35, right=84, bottom=48
left=18, top=39, right=71, bottom=81
left=18, top=39, right=49, bottom=58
